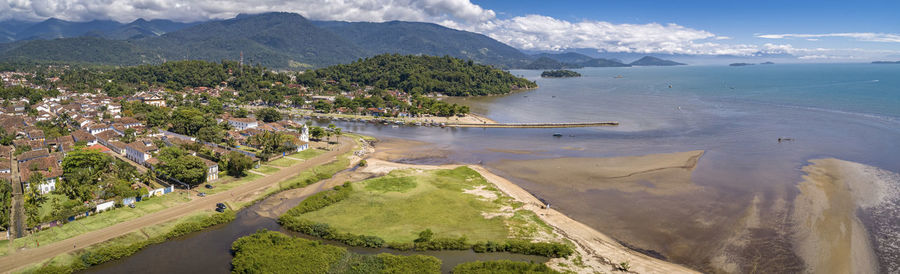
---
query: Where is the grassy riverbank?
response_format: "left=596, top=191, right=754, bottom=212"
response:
left=297, top=167, right=513, bottom=242
left=280, top=166, right=573, bottom=257
left=231, top=230, right=441, bottom=274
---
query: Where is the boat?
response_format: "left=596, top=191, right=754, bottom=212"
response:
left=614, top=75, right=624, bottom=78
left=552, top=133, right=563, bottom=137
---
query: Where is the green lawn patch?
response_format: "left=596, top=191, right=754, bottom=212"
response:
left=364, top=176, right=417, bottom=193
left=295, top=167, right=510, bottom=243
left=37, top=194, right=73, bottom=220
left=267, top=157, right=299, bottom=167
left=288, top=148, right=326, bottom=160
left=255, top=165, right=280, bottom=174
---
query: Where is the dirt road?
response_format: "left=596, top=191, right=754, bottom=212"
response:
left=0, top=138, right=354, bottom=273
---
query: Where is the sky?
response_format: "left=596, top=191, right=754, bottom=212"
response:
left=2, top=0, right=899, bottom=60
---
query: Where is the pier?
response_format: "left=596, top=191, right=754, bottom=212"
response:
left=444, top=122, right=619, bottom=128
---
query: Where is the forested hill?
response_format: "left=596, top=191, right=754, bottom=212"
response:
left=313, top=20, right=532, bottom=68
left=141, top=13, right=367, bottom=68
left=306, top=54, right=537, bottom=96
left=0, top=13, right=536, bottom=69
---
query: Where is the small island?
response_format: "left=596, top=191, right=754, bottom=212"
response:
left=761, top=61, right=775, bottom=65
left=541, top=69, right=582, bottom=78
left=872, top=61, right=900, bottom=64
left=729, top=63, right=754, bottom=67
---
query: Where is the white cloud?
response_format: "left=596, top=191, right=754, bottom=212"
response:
left=757, top=33, right=900, bottom=43
left=466, top=14, right=760, bottom=55
left=0, top=0, right=496, bottom=24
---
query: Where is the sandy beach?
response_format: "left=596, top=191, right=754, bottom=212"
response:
left=359, top=158, right=699, bottom=273
left=791, top=158, right=894, bottom=274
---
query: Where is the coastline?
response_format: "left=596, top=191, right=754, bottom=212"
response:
left=362, top=158, right=699, bottom=273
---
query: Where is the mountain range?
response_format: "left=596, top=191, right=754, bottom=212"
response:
left=0, top=12, right=685, bottom=69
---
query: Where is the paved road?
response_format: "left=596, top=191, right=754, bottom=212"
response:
left=0, top=138, right=354, bottom=273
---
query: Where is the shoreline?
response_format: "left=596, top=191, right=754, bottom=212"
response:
left=363, top=158, right=699, bottom=273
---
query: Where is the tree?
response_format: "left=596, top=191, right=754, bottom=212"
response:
left=156, top=147, right=207, bottom=187
left=196, top=126, right=223, bottom=143
left=0, top=180, right=11, bottom=230
left=223, top=151, right=254, bottom=177
left=256, top=107, right=282, bottom=123
left=122, top=128, right=136, bottom=143
left=24, top=173, right=47, bottom=226
left=170, top=107, right=216, bottom=136
left=60, top=148, right=112, bottom=201
left=415, top=229, right=434, bottom=243
left=309, top=126, right=325, bottom=141
left=233, top=108, right=249, bottom=118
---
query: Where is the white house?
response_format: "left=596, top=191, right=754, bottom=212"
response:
left=202, top=159, right=219, bottom=182
left=85, top=123, right=111, bottom=135
left=125, top=140, right=158, bottom=166
left=227, top=118, right=259, bottom=131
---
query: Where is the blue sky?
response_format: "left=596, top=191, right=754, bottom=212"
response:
left=475, top=0, right=900, bottom=48
left=3, top=0, right=899, bottom=60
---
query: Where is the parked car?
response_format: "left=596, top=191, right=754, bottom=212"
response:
left=216, top=203, right=226, bottom=209
left=215, top=207, right=226, bottom=213
left=205, top=184, right=215, bottom=189
left=197, top=192, right=206, bottom=197
left=128, top=204, right=136, bottom=208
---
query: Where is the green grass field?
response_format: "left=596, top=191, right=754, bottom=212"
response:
left=288, top=148, right=326, bottom=160
left=267, top=157, right=298, bottom=167
left=255, top=165, right=280, bottom=174
left=298, top=167, right=513, bottom=243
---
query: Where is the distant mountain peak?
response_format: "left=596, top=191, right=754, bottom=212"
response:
left=630, top=56, right=686, bottom=66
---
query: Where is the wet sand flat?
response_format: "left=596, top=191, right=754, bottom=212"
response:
left=370, top=138, right=452, bottom=163
left=490, top=150, right=704, bottom=195
left=792, top=158, right=892, bottom=274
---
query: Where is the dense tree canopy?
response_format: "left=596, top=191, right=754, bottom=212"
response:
left=255, top=107, right=282, bottom=123
left=156, top=146, right=208, bottom=187
left=310, top=54, right=536, bottom=96
left=58, top=148, right=140, bottom=202
left=0, top=180, right=11, bottom=230
left=222, top=151, right=254, bottom=177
